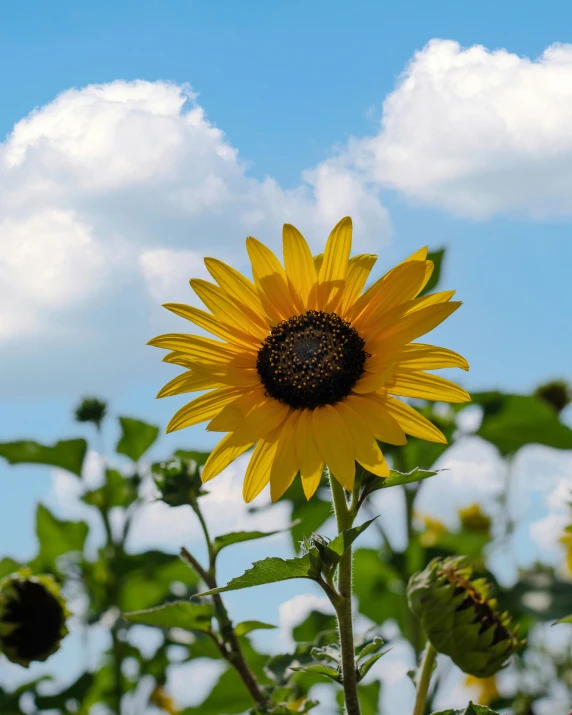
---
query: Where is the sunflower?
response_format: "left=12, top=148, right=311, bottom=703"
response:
left=149, top=217, right=469, bottom=502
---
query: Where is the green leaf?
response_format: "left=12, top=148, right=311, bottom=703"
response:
left=117, top=551, right=199, bottom=613
left=290, top=663, right=341, bottom=682
left=82, top=468, right=138, bottom=509
left=380, top=468, right=439, bottom=490
left=116, top=417, right=159, bottom=461
left=431, top=704, right=500, bottom=715
left=0, top=438, right=87, bottom=477
left=123, top=600, right=214, bottom=632
left=555, top=614, right=572, bottom=624
left=196, top=552, right=318, bottom=596
left=234, top=620, right=277, bottom=636
left=358, top=651, right=385, bottom=679
left=181, top=668, right=254, bottom=714
left=31, top=504, right=88, bottom=572
left=420, top=248, right=445, bottom=296
left=475, top=393, right=572, bottom=455
left=353, top=549, right=405, bottom=628
left=0, top=558, right=20, bottom=580
left=213, top=525, right=294, bottom=555
left=327, top=518, right=377, bottom=560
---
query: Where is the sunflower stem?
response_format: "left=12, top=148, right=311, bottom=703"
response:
left=181, top=509, right=270, bottom=711
left=412, top=642, right=437, bottom=715
left=329, top=473, right=361, bottom=715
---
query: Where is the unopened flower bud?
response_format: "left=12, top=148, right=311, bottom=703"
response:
left=407, top=557, right=522, bottom=678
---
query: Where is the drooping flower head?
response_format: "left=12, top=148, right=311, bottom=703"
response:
left=149, top=218, right=469, bottom=502
left=0, top=571, right=69, bottom=667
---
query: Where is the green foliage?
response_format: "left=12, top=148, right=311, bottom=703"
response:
left=74, top=397, right=107, bottom=429
left=213, top=526, right=293, bottom=555
left=123, top=600, right=214, bottom=632
left=474, top=392, right=572, bottom=454
left=198, top=552, right=318, bottom=596
left=115, top=416, right=159, bottom=461
left=431, top=705, right=500, bottom=715
left=31, top=504, right=89, bottom=573
left=181, top=668, right=255, bottom=714
left=82, top=468, right=138, bottom=509
left=336, top=681, right=381, bottom=715
left=0, top=438, right=87, bottom=476
left=235, top=620, right=277, bottom=636
left=420, top=248, right=445, bottom=296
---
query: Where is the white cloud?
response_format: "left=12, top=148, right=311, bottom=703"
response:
left=351, top=39, right=572, bottom=218
left=0, top=79, right=390, bottom=398
left=278, top=593, right=333, bottom=650
left=126, top=453, right=291, bottom=553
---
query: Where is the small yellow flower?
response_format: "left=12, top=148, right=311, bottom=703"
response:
left=559, top=527, right=572, bottom=576
left=465, top=674, right=499, bottom=706
left=459, top=504, right=492, bottom=534
left=150, top=218, right=469, bottom=502
left=419, top=515, right=448, bottom=547
left=150, top=686, right=178, bottom=714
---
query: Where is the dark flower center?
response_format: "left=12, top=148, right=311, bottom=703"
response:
left=2, top=580, right=65, bottom=661
left=256, top=310, right=367, bottom=409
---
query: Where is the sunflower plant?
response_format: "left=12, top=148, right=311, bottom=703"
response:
left=148, top=217, right=471, bottom=714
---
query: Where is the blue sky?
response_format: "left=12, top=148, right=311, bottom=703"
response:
left=2, top=1, right=572, bottom=711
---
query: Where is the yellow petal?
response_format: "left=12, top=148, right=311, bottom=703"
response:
left=383, top=396, right=447, bottom=443
left=372, top=301, right=462, bottom=353
left=201, top=433, right=254, bottom=483
left=204, top=257, right=269, bottom=329
left=317, top=216, right=352, bottom=311
left=190, top=360, right=260, bottom=388
left=162, top=351, right=195, bottom=367
left=387, top=370, right=471, bottom=403
left=338, top=254, right=377, bottom=318
left=301, top=462, right=325, bottom=500
left=296, top=409, right=323, bottom=480
left=156, top=370, right=220, bottom=398
left=148, top=334, right=244, bottom=363
left=283, top=224, right=318, bottom=309
left=243, top=432, right=280, bottom=502
left=352, top=367, right=394, bottom=394
left=312, top=404, right=356, bottom=491
left=207, top=389, right=266, bottom=431
left=166, top=387, right=243, bottom=433
left=162, top=303, right=257, bottom=350
left=270, top=412, right=300, bottom=501
left=246, top=237, right=301, bottom=322
left=345, top=393, right=407, bottom=446
left=405, top=290, right=457, bottom=314
left=336, top=402, right=389, bottom=478
left=353, top=261, right=430, bottom=330
left=229, top=398, right=291, bottom=446
left=313, top=253, right=324, bottom=274
left=396, top=343, right=469, bottom=371
left=191, top=279, right=267, bottom=339
left=401, top=246, right=428, bottom=263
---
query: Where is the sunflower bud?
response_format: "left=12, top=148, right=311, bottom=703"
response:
left=153, top=457, right=206, bottom=507
left=74, top=396, right=107, bottom=429
left=407, top=557, right=522, bottom=678
left=0, top=571, right=69, bottom=667
left=534, top=379, right=571, bottom=414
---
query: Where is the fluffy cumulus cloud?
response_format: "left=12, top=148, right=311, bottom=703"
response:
left=0, top=80, right=390, bottom=397
left=351, top=39, right=572, bottom=218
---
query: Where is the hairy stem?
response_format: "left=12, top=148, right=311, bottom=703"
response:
left=412, top=642, right=437, bottom=715
left=330, top=474, right=361, bottom=715
left=180, top=541, right=269, bottom=710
